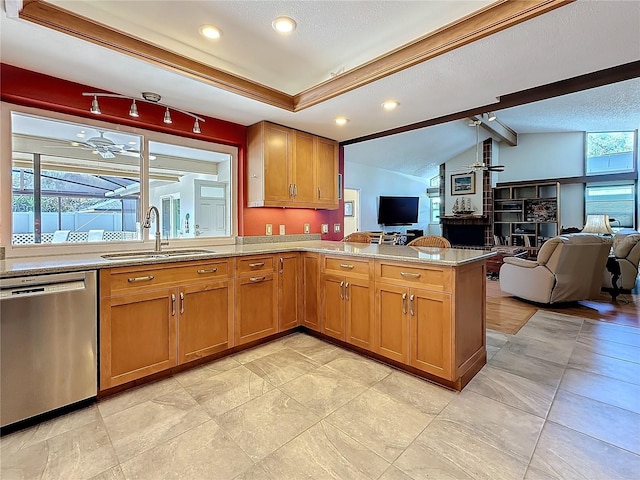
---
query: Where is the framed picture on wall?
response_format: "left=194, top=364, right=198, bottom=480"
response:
left=451, top=172, right=475, bottom=195
left=344, top=200, right=354, bottom=217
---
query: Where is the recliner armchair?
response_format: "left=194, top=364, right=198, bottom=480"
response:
left=603, top=228, right=640, bottom=291
left=499, top=234, right=613, bottom=304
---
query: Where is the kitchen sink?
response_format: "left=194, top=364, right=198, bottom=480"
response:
left=101, top=249, right=214, bottom=260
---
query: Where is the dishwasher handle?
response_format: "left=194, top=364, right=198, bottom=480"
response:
left=0, top=280, right=86, bottom=300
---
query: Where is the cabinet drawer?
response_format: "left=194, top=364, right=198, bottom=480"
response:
left=376, top=261, right=451, bottom=292
left=322, top=256, right=371, bottom=276
left=236, top=255, right=275, bottom=276
left=108, top=259, right=231, bottom=294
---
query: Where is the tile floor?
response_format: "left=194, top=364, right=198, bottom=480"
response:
left=2, top=311, right=640, bottom=480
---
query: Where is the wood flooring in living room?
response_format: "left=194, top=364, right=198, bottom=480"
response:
left=486, top=278, right=640, bottom=334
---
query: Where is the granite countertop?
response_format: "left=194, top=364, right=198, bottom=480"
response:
left=0, top=240, right=495, bottom=278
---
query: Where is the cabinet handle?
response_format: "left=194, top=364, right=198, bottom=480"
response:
left=289, top=184, right=293, bottom=197
left=294, top=184, right=298, bottom=196
left=402, top=292, right=407, bottom=314
left=400, top=272, right=421, bottom=279
left=197, top=268, right=217, bottom=274
left=127, top=275, right=155, bottom=283
left=339, top=281, right=344, bottom=300
left=249, top=262, right=265, bottom=268
left=409, top=294, right=415, bottom=316
left=250, top=276, right=266, bottom=282
left=279, top=257, right=284, bottom=274
left=345, top=282, right=349, bottom=300
left=171, top=293, right=176, bottom=316
left=339, top=264, right=355, bottom=269
left=180, top=292, right=184, bottom=314
left=318, top=187, right=321, bottom=199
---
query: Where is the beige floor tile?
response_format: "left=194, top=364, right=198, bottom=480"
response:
left=216, top=389, right=320, bottom=461
left=568, top=343, right=640, bottom=385
left=486, top=345, right=501, bottom=360
left=500, top=335, right=576, bottom=366
left=279, top=333, right=342, bottom=364
left=89, top=466, right=126, bottom=480
left=172, top=356, right=241, bottom=387
left=119, top=420, right=253, bottom=480
left=379, top=465, right=414, bottom=480
left=516, top=312, right=583, bottom=342
left=98, top=377, right=183, bottom=418
left=576, top=334, right=640, bottom=364
left=486, top=329, right=510, bottom=348
left=324, top=351, right=392, bottom=386
left=466, top=365, right=557, bottom=418
left=548, top=390, right=640, bottom=454
left=184, top=365, right=274, bottom=417
left=0, top=438, right=50, bottom=480
left=279, top=365, right=368, bottom=417
left=489, top=348, right=566, bottom=387
left=580, top=319, right=640, bottom=347
left=526, top=421, right=640, bottom=480
left=372, top=370, right=456, bottom=415
left=244, top=348, right=320, bottom=386
left=251, top=421, right=390, bottom=479
left=560, top=367, right=640, bottom=414
left=325, top=388, right=433, bottom=462
left=231, top=339, right=288, bottom=364
left=102, top=388, right=211, bottom=462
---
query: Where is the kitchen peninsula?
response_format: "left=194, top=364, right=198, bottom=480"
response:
left=1, top=241, right=493, bottom=392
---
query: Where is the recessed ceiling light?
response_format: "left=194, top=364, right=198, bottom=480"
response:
left=335, top=117, right=348, bottom=126
left=382, top=100, right=399, bottom=110
left=199, top=25, right=221, bottom=39
left=272, top=16, right=296, bottom=33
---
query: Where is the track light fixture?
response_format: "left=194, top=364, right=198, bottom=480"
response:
left=83, top=92, right=205, bottom=133
left=484, top=112, right=497, bottom=122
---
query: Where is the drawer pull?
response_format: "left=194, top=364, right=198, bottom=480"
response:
left=339, top=264, right=355, bottom=269
left=400, top=272, right=421, bottom=279
left=249, top=262, right=265, bottom=268
left=197, top=268, right=218, bottom=274
left=127, top=275, right=155, bottom=283
left=249, top=276, right=266, bottom=282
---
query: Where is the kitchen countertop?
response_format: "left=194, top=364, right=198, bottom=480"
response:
left=0, top=241, right=495, bottom=278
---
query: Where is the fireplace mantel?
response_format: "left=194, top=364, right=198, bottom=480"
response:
left=441, top=215, right=490, bottom=225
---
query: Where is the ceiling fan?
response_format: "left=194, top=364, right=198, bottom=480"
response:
left=50, top=130, right=140, bottom=159
left=459, top=120, right=505, bottom=173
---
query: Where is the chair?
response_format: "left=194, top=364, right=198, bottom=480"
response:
left=603, top=228, right=640, bottom=291
left=51, top=230, right=71, bottom=243
left=342, top=232, right=372, bottom=243
left=87, top=229, right=105, bottom=242
left=499, top=233, right=613, bottom=304
left=407, top=235, right=451, bottom=248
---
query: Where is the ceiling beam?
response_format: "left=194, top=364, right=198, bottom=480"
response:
left=471, top=115, right=518, bottom=146
left=18, top=0, right=574, bottom=113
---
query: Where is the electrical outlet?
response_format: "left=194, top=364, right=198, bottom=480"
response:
left=321, top=224, right=329, bottom=234
left=279, top=224, right=286, bottom=235
left=334, top=224, right=341, bottom=233
left=266, top=224, right=272, bottom=235
left=304, top=223, right=310, bottom=234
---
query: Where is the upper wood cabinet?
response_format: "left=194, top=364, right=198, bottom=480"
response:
left=247, top=121, right=338, bottom=209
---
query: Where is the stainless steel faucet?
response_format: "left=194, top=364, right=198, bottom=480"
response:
left=143, top=205, right=167, bottom=252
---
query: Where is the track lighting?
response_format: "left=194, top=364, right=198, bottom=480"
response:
left=90, top=95, right=101, bottom=115
left=82, top=92, right=205, bottom=133
left=485, top=112, right=497, bottom=121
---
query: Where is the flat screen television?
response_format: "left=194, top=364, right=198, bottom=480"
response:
left=377, top=196, right=419, bottom=225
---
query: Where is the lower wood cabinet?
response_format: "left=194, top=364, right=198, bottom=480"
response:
left=301, top=253, right=320, bottom=331
left=277, top=253, right=300, bottom=331
left=374, top=283, right=410, bottom=363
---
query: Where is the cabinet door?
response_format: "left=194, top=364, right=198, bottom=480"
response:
left=410, top=289, right=452, bottom=379
left=101, top=289, right=177, bottom=389
left=235, top=273, right=278, bottom=345
left=278, top=253, right=300, bottom=331
left=321, top=274, right=346, bottom=341
left=374, top=283, right=409, bottom=363
left=302, top=253, right=320, bottom=331
left=345, top=278, right=373, bottom=349
left=264, top=123, right=292, bottom=203
left=292, top=130, right=316, bottom=205
left=178, top=280, right=233, bottom=364
left=315, top=137, right=338, bottom=208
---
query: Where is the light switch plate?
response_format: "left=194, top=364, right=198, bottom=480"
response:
left=266, top=224, right=272, bottom=235
left=279, top=224, right=286, bottom=235
left=334, top=224, right=341, bottom=233
left=321, top=224, right=329, bottom=234
left=304, top=223, right=310, bottom=234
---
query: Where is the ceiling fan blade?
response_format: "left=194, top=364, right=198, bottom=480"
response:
left=488, top=165, right=505, bottom=171
left=98, top=150, right=116, bottom=159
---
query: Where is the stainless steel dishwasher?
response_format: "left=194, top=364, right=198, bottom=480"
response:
left=1, top=271, right=97, bottom=429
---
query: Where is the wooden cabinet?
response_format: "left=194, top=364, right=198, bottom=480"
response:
left=277, top=252, right=301, bottom=331
left=247, top=121, right=338, bottom=209
left=320, top=255, right=373, bottom=348
left=234, top=255, right=278, bottom=345
left=302, top=252, right=321, bottom=331
left=374, top=283, right=409, bottom=363
left=99, top=259, right=233, bottom=389
left=493, top=181, right=560, bottom=255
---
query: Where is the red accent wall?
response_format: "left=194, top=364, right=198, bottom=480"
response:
left=1, top=64, right=344, bottom=239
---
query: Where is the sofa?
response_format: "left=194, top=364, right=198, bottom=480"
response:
left=499, top=233, right=613, bottom=304
left=602, top=228, right=640, bottom=291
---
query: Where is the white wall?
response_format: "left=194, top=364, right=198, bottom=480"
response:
left=344, top=162, right=432, bottom=233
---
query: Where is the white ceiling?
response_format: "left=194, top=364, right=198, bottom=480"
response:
left=1, top=0, right=639, bottom=178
